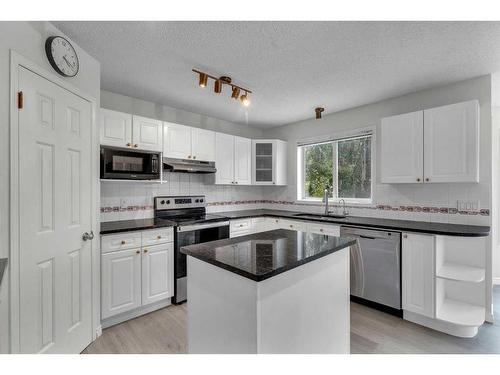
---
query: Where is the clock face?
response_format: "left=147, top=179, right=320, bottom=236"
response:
left=45, top=36, right=79, bottom=77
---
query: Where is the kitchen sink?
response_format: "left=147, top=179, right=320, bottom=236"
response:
left=293, top=213, right=348, bottom=220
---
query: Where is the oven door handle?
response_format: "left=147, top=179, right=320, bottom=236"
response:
left=177, top=221, right=230, bottom=232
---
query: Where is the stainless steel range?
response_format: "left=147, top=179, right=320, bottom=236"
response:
left=154, top=195, right=229, bottom=304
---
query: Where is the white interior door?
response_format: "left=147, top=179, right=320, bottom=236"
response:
left=17, top=66, right=93, bottom=353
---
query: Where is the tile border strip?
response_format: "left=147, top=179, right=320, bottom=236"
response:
left=100, top=201, right=490, bottom=216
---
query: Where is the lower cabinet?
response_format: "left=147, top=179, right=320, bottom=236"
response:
left=101, top=248, right=142, bottom=319
left=101, top=229, right=174, bottom=321
left=402, top=232, right=435, bottom=318
left=141, top=243, right=174, bottom=305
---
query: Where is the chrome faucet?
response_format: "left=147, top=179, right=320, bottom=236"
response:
left=323, top=186, right=331, bottom=215
left=339, top=198, right=349, bottom=216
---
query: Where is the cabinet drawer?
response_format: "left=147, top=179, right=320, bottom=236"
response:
left=142, top=228, right=174, bottom=246
left=230, top=219, right=252, bottom=231
left=307, top=223, right=340, bottom=236
left=280, top=219, right=307, bottom=232
left=101, top=232, right=142, bottom=254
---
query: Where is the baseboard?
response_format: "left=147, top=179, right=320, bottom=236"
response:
left=95, top=325, right=102, bottom=338
left=101, top=298, right=171, bottom=329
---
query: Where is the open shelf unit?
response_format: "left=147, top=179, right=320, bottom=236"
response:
left=436, top=262, right=485, bottom=283
left=437, top=298, right=485, bottom=327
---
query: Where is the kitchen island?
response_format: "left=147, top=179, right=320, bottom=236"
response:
left=181, top=229, right=356, bottom=354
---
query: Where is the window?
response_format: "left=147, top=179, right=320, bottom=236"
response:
left=297, top=134, right=372, bottom=203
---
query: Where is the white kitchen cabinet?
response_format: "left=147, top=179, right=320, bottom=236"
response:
left=234, top=136, right=252, bottom=185
left=163, top=122, right=216, bottom=161
left=380, top=111, right=424, bottom=183
left=191, top=127, right=216, bottom=162
left=307, top=222, right=340, bottom=236
left=230, top=218, right=253, bottom=238
left=278, top=219, right=308, bottom=232
left=423, top=100, right=479, bottom=183
left=132, top=115, right=163, bottom=152
left=163, top=122, right=192, bottom=159
left=101, top=248, right=142, bottom=319
left=402, top=233, right=435, bottom=318
left=141, top=243, right=174, bottom=305
left=99, top=108, right=133, bottom=148
left=380, top=100, right=479, bottom=184
left=215, top=133, right=252, bottom=185
left=252, top=140, right=287, bottom=185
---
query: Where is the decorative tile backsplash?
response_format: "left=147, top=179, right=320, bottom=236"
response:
left=100, top=174, right=490, bottom=226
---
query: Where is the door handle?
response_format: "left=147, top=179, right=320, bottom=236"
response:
left=82, top=231, right=94, bottom=241
left=359, top=235, right=376, bottom=240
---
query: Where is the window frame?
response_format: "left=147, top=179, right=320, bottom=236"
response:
left=296, top=127, right=375, bottom=205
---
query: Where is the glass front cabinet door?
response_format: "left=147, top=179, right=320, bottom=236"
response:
left=252, top=139, right=287, bottom=185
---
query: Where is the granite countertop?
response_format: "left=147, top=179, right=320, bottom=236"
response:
left=100, top=218, right=176, bottom=235
left=0, top=258, right=7, bottom=288
left=217, top=209, right=490, bottom=237
left=181, top=229, right=356, bottom=282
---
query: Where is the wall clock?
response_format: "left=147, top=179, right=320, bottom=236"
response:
left=45, top=36, right=79, bottom=77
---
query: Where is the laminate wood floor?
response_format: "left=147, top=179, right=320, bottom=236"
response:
left=83, top=286, right=500, bottom=354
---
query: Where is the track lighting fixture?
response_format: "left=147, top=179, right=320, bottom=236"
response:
left=315, top=107, right=325, bottom=119
left=198, top=72, right=208, bottom=87
left=193, top=68, right=252, bottom=106
left=240, top=92, right=250, bottom=107
left=231, top=86, right=241, bottom=99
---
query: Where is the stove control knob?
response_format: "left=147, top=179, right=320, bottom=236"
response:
left=195, top=199, right=199, bottom=203
left=200, top=199, right=204, bottom=203
left=166, top=200, right=170, bottom=204
left=160, top=200, right=165, bottom=205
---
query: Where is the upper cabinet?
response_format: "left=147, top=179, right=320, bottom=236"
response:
left=99, top=108, right=133, bottom=148
left=215, top=133, right=252, bottom=185
left=252, top=140, right=287, bottom=185
left=132, top=115, right=163, bottom=152
left=380, top=111, right=424, bottom=183
left=423, top=101, right=479, bottom=183
left=163, top=122, right=216, bottom=162
left=380, top=100, right=479, bottom=184
left=99, top=109, right=162, bottom=152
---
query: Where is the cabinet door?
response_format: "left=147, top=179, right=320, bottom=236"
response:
left=99, top=108, right=132, bottom=148
left=191, top=128, right=216, bottom=162
left=423, top=100, right=479, bottom=183
left=163, top=122, right=192, bottom=159
left=215, top=132, right=235, bottom=184
left=101, top=248, right=142, bottom=319
left=402, top=233, right=435, bottom=318
left=380, top=111, right=424, bottom=183
left=234, top=136, right=252, bottom=185
left=253, top=141, right=275, bottom=185
left=142, top=243, right=174, bottom=305
left=132, top=115, right=163, bottom=152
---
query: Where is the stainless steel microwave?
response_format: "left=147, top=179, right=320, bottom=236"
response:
left=100, top=146, right=161, bottom=180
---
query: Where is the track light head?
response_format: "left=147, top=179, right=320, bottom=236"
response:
left=240, top=93, right=250, bottom=107
left=315, top=107, right=325, bottom=119
left=198, top=72, right=208, bottom=88
left=231, top=86, right=241, bottom=99
left=214, top=80, right=222, bottom=94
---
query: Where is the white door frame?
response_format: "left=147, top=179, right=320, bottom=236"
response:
left=9, top=50, right=100, bottom=353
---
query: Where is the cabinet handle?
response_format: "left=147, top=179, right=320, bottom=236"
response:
left=235, top=181, right=238, bottom=184
left=416, top=178, right=421, bottom=182
left=126, top=143, right=131, bottom=147
left=275, top=219, right=279, bottom=223
left=157, top=235, right=162, bottom=239
left=187, top=155, right=192, bottom=159
left=193, top=156, right=196, bottom=159
left=272, top=182, right=276, bottom=185
left=425, top=178, right=430, bottom=182
left=290, top=225, right=293, bottom=228
left=144, top=249, right=149, bottom=253
left=320, top=228, right=324, bottom=232
left=136, top=250, right=140, bottom=254
left=134, top=144, right=138, bottom=148
left=121, top=240, right=126, bottom=245
left=403, top=234, right=408, bottom=239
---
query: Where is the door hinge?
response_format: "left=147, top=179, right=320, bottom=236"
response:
left=17, top=91, right=23, bottom=109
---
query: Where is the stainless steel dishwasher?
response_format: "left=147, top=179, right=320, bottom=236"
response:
left=340, top=226, right=401, bottom=313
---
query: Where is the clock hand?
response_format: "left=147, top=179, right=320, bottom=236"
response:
left=63, top=55, right=72, bottom=68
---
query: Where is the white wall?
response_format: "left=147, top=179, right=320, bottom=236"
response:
left=101, top=90, right=264, bottom=139
left=0, top=21, right=100, bottom=353
left=491, top=73, right=500, bottom=284
left=262, top=75, right=492, bottom=227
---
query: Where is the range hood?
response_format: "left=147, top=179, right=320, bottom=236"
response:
left=162, top=157, right=217, bottom=174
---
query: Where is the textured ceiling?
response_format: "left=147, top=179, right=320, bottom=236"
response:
left=54, top=21, right=500, bottom=128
